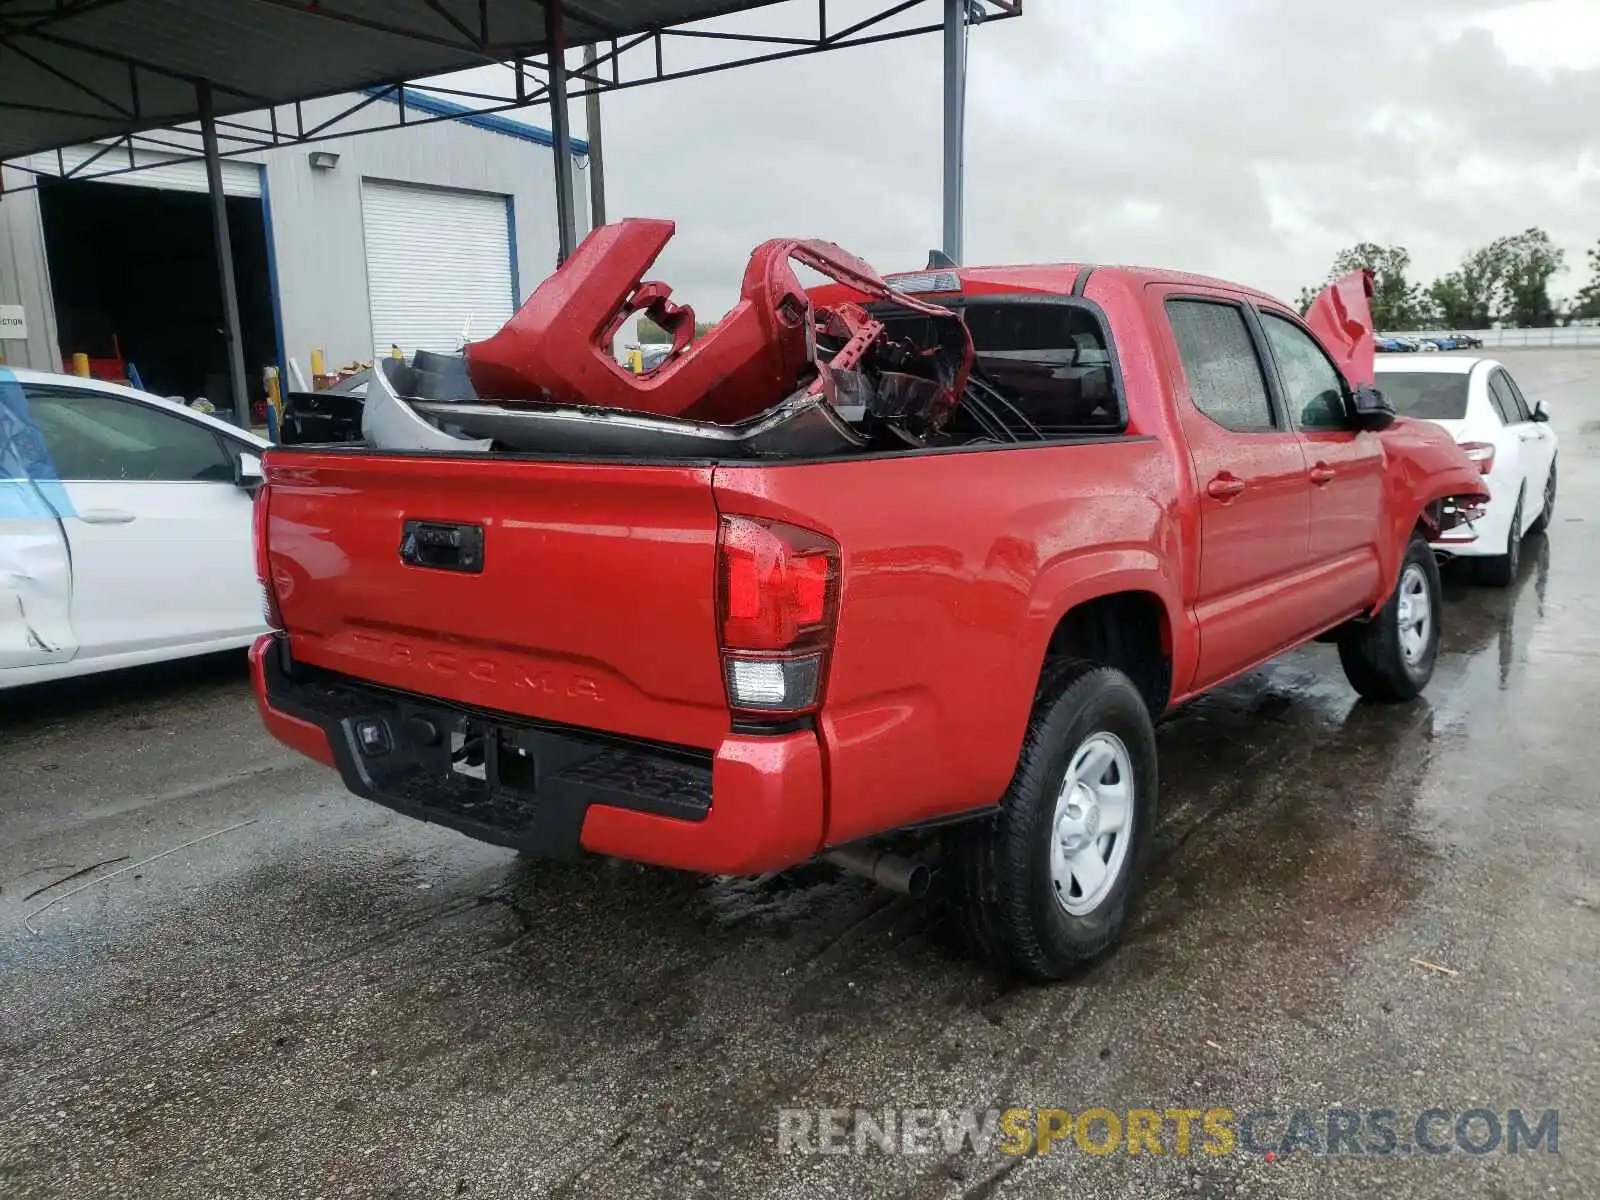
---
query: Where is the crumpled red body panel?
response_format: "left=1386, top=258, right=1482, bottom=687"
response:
left=1303, top=269, right=1377, bottom=388
left=465, top=218, right=969, bottom=425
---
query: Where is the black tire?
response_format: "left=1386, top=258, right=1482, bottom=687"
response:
left=1526, top=461, right=1557, bottom=536
left=1338, top=532, right=1442, bottom=702
left=944, top=659, right=1158, bottom=981
left=1478, top=491, right=1523, bottom=588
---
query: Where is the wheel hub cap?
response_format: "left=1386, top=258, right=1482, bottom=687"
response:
left=1049, top=732, right=1135, bottom=916
left=1396, top=562, right=1431, bottom=666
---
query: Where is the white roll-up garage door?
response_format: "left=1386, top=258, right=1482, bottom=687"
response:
left=360, top=179, right=515, bottom=358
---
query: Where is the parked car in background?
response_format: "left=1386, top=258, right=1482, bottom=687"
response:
left=1373, top=356, right=1558, bottom=585
left=0, top=368, right=268, bottom=687
left=1453, top=332, right=1485, bottom=349
left=1424, top=336, right=1461, bottom=351
left=1378, top=336, right=1416, bottom=352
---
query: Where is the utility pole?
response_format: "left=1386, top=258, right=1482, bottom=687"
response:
left=546, top=1, right=577, bottom=263
left=582, top=42, right=607, bottom=231
left=941, top=0, right=968, bottom=265
left=197, top=80, right=250, bottom=427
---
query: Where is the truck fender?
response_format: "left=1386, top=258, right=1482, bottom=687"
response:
left=1022, top=547, right=1188, bottom=705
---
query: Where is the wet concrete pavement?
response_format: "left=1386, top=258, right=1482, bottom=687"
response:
left=2, top=348, right=1597, bottom=1199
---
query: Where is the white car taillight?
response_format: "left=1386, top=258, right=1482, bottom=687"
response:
left=1460, top=441, right=1495, bottom=475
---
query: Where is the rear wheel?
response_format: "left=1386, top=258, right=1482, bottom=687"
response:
left=1338, top=532, right=1441, bottom=702
left=1527, top=461, right=1557, bottom=536
left=944, top=660, right=1158, bottom=980
left=1478, top=491, right=1524, bottom=588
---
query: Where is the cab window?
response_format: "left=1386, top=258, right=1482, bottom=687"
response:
left=1258, top=312, right=1349, bottom=432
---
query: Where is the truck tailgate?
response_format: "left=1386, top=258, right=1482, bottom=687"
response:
left=262, top=451, right=729, bottom=749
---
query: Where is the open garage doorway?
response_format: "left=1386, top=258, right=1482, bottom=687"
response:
left=37, top=177, right=279, bottom=417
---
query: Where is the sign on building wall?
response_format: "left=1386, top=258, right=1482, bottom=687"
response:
left=0, top=306, right=26, bottom=340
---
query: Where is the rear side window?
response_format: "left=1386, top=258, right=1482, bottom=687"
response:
left=1166, top=300, right=1275, bottom=432
left=1487, top=373, right=1519, bottom=424
left=1376, top=373, right=1471, bottom=420
left=1496, top=370, right=1533, bottom=421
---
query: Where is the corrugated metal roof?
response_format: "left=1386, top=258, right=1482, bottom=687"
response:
left=0, top=0, right=781, bottom=161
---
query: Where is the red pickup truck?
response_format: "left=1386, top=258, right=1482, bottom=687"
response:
left=252, top=237, right=1486, bottom=980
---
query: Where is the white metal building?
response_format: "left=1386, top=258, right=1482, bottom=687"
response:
left=0, top=89, right=590, bottom=406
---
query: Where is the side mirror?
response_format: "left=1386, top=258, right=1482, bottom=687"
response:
left=235, top=451, right=264, bottom=488
left=1351, top=384, right=1396, bottom=431
left=1532, top=399, right=1551, bottom=423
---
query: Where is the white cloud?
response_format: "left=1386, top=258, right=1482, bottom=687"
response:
left=440, top=0, right=1600, bottom=314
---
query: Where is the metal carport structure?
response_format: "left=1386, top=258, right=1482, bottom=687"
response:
left=0, top=0, right=1022, bottom=425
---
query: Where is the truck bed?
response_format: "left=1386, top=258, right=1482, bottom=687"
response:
left=260, top=432, right=1176, bottom=852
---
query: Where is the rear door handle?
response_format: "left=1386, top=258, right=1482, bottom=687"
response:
left=1518, top=432, right=1538, bottom=442
left=1309, top=464, right=1336, bottom=485
left=1206, top=474, right=1246, bottom=500
left=77, top=508, right=136, bottom=525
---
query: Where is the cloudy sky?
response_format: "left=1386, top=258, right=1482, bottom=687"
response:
left=470, top=0, right=1600, bottom=319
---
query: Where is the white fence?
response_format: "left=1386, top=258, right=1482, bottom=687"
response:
left=1384, top=326, right=1600, bottom=348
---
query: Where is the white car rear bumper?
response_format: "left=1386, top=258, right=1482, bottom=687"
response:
left=1430, top=486, right=1515, bottom=559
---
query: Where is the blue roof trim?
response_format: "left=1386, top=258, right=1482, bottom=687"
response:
left=367, top=87, right=589, bottom=156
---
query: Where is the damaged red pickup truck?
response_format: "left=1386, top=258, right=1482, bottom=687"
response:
left=253, top=221, right=1487, bottom=979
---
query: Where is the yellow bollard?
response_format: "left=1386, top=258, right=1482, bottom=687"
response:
left=390, top=344, right=403, bottom=359
left=72, top=352, right=91, bottom=378
left=263, top=366, right=283, bottom=442
left=310, top=347, right=326, bottom=379
left=627, top=347, right=643, bottom=374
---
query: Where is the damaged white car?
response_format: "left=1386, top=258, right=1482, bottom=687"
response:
left=1, top=368, right=268, bottom=688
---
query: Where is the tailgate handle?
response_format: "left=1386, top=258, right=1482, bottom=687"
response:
left=399, top=520, right=484, bottom=573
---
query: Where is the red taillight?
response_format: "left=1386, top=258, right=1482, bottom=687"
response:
left=252, top=483, right=285, bottom=632
left=1460, top=441, right=1495, bottom=475
left=717, top=515, right=840, bottom=716
left=718, top=516, right=838, bottom=652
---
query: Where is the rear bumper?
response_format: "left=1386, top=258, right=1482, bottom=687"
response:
left=250, top=635, right=824, bottom=874
left=1430, top=497, right=1510, bottom=560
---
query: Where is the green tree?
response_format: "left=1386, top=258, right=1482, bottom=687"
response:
left=1573, top=239, right=1600, bottom=320
left=1426, top=243, right=1502, bottom=329
left=1424, top=230, right=1565, bottom=329
left=638, top=316, right=715, bottom=344
left=1425, top=272, right=1478, bottom=328
left=1295, top=286, right=1319, bottom=316
left=1492, top=227, right=1564, bottom=327
left=1327, top=243, right=1425, bottom=331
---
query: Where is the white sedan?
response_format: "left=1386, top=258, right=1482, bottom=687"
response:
left=1, top=367, right=268, bottom=688
left=1374, top=356, right=1558, bottom=585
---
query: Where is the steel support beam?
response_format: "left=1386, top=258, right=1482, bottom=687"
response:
left=2, top=3, right=1021, bottom=198
left=197, top=81, right=250, bottom=428
left=582, top=40, right=606, bottom=231
left=941, top=0, right=966, bottom=264
left=546, top=0, right=578, bottom=264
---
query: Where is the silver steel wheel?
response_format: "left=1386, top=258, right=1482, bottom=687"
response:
left=1396, top=562, right=1432, bottom=666
left=1050, top=731, right=1135, bottom=916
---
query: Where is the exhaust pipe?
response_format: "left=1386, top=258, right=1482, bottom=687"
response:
left=822, top=846, right=931, bottom=898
